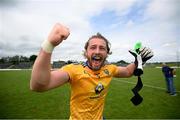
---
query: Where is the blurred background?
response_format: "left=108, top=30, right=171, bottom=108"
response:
left=0, top=0, right=179, bottom=64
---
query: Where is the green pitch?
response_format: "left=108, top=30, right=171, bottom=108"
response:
left=0, top=68, right=180, bottom=119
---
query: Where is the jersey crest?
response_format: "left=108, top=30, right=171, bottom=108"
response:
left=95, top=83, right=104, bottom=94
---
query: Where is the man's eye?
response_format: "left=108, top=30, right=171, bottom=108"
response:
left=100, top=47, right=106, bottom=50
left=90, top=46, right=96, bottom=50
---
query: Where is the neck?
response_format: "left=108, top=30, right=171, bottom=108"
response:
left=86, top=61, right=95, bottom=70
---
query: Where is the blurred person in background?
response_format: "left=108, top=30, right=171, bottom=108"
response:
left=162, top=63, right=177, bottom=96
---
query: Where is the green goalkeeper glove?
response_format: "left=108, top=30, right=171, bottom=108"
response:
left=129, top=42, right=154, bottom=76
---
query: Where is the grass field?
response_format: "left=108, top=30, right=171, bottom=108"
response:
left=0, top=68, right=180, bottom=119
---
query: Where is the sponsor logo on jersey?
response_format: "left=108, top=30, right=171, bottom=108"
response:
left=103, top=69, right=109, bottom=75
left=95, top=83, right=104, bottom=94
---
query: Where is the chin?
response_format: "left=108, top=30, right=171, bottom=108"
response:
left=92, top=66, right=101, bottom=71
left=92, top=63, right=104, bottom=71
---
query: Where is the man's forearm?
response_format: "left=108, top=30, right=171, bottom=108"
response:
left=30, top=49, right=52, bottom=91
left=126, top=63, right=136, bottom=76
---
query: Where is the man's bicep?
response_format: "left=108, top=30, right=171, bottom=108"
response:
left=47, top=70, right=70, bottom=90
left=114, top=66, right=133, bottom=78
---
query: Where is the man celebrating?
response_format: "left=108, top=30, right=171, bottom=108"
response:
left=30, top=23, right=153, bottom=119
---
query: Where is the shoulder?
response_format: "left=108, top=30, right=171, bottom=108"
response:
left=60, top=63, right=85, bottom=81
left=104, top=64, right=118, bottom=69
left=61, top=63, right=82, bottom=70
left=103, top=64, right=118, bottom=75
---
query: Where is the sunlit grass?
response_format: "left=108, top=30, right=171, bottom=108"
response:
left=0, top=68, right=179, bottom=119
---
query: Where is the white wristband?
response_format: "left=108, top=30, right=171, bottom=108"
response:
left=137, top=55, right=143, bottom=70
left=41, top=40, right=54, bottom=53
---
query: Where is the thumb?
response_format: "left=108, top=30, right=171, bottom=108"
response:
left=129, top=49, right=138, bottom=58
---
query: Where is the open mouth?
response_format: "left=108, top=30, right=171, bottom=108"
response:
left=91, top=55, right=103, bottom=67
left=92, top=56, right=102, bottom=61
left=87, top=55, right=105, bottom=71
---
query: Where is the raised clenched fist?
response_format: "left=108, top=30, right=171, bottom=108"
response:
left=48, top=23, right=70, bottom=46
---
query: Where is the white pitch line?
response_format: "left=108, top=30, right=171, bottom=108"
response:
left=113, top=79, right=180, bottom=93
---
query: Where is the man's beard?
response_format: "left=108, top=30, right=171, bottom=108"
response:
left=87, top=54, right=106, bottom=71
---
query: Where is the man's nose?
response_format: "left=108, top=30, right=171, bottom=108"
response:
left=95, top=48, right=100, bottom=53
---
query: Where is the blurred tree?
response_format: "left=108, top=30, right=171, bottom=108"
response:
left=0, top=58, right=5, bottom=63
left=11, top=55, right=20, bottom=64
left=29, top=55, right=37, bottom=63
left=20, top=56, right=29, bottom=62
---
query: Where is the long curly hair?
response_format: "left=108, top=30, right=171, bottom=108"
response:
left=83, top=33, right=112, bottom=58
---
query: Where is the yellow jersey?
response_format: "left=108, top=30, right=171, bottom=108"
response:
left=61, top=63, right=119, bottom=120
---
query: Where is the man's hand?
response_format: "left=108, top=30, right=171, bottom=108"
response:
left=139, top=47, right=154, bottom=65
left=48, top=23, right=70, bottom=47
left=129, top=50, right=143, bottom=76
left=129, top=46, right=154, bottom=65
left=129, top=42, right=154, bottom=76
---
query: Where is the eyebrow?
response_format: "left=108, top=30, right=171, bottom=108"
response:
left=89, top=44, right=106, bottom=47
